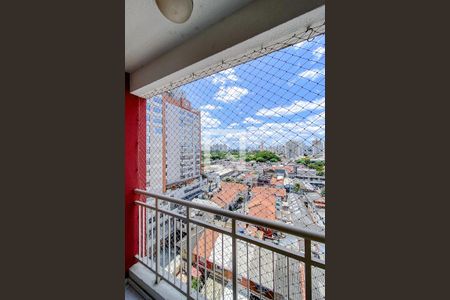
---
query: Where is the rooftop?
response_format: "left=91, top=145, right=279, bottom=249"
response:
left=192, top=229, right=303, bottom=295
left=247, top=186, right=286, bottom=221
left=211, top=182, right=247, bottom=208
left=272, top=165, right=295, bottom=173
left=270, top=177, right=285, bottom=186
left=252, top=186, right=286, bottom=198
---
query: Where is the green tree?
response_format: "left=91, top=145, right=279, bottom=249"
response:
left=192, top=278, right=199, bottom=290
left=297, top=157, right=325, bottom=174
left=210, top=151, right=227, bottom=160
left=246, top=151, right=280, bottom=163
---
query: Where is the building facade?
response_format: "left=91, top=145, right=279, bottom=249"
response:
left=311, top=139, right=324, bottom=157
left=210, top=143, right=228, bottom=152
left=285, top=140, right=303, bottom=159
left=146, top=92, right=203, bottom=200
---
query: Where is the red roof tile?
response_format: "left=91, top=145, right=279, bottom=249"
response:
left=247, top=186, right=286, bottom=221
left=211, top=182, right=247, bottom=208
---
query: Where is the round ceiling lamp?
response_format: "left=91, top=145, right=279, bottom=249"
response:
left=155, top=0, right=193, bottom=24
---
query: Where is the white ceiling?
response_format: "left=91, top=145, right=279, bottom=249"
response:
left=125, top=0, right=252, bottom=73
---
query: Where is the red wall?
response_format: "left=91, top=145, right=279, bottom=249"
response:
left=125, top=73, right=146, bottom=273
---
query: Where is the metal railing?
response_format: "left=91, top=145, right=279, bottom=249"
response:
left=134, top=189, right=325, bottom=300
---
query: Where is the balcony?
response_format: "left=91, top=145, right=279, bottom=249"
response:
left=126, top=2, right=326, bottom=299
left=127, top=189, right=325, bottom=300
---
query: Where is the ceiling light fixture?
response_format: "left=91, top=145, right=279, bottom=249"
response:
left=155, top=0, right=193, bottom=24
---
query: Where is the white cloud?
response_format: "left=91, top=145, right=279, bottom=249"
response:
left=288, top=67, right=325, bottom=86
left=243, top=117, right=262, bottom=124
left=210, top=68, right=248, bottom=103
left=255, top=121, right=323, bottom=143
left=312, top=46, right=325, bottom=60
left=227, top=122, right=239, bottom=128
left=306, top=111, right=325, bottom=125
left=211, top=68, right=238, bottom=85
left=202, top=114, right=325, bottom=148
left=214, top=86, right=249, bottom=103
left=255, top=97, right=325, bottom=117
left=298, top=68, right=325, bottom=81
left=292, top=41, right=307, bottom=49
left=199, top=104, right=222, bottom=110
left=201, top=111, right=221, bottom=128
left=287, top=78, right=297, bottom=87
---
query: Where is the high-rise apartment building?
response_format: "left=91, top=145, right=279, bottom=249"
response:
left=259, top=141, right=265, bottom=151
left=146, top=92, right=203, bottom=200
left=285, top=140, right=303, bottom=159
left=275, top=144, right=285, bottom=156
left=210, top=143, right=228, bottom=152
left=311, top=139, right=324, bottom=157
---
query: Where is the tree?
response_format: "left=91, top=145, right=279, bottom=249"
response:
left=192, top=278, right=200, bottom=290
left=296, top=157, right=311, bottom=166
left=297, top=157, right=325, bottom=174
left=210, top=151, right=227, bottom=160
left=246, top=150, right=280, bottom=163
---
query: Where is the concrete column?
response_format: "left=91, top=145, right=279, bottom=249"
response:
left=125, top=73, right=147, bottom=273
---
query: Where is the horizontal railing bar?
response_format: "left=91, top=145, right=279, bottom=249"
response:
left=134, top=189, right=325, bottom=243
left=311, top=257, right=326, bottom=268
left=135, top=200, right=325, bottom=269
left=237, top=233, right=325, bottom=269
left=136, top=251, right=325, bottom=297
left=189, top=218, right=231, bottom=236
left=134, top=201, right=232, bottom=236
left=311, top=259, right=326, bottom=269
left=137, top=201, right=188, bottom=221
left=235, top=232, right=306, bottom=263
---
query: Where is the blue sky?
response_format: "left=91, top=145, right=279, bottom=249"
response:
left=158, top=34, right=325, bottom=149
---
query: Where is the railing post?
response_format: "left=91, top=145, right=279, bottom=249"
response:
left=232, top=219, right=238, bottom=300
left=305, top=239, right=312, bottom=300
left=186, top=207, right=192, bottom=299
left=138, top=205, right=142, bottom=258
left=134, top=189, right=325, bottom=300
left=155, top=197, right=161, bottom=284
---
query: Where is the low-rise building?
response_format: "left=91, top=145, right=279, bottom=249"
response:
left=211, top=182, right=248, bottom=210
left=204, top=172, right=221, bottom=194
left=165, top=177, right=205, bottom=200
left=270, top=176, right=285, bottom=189
left=297, top=167, right=317, bottom=177
left=193, top=228, right=303, bottom=300
left=242, top=172, right=258, bottom=187
left=256, top=174, right=271, bottom=186
left=265, top=165, right=296, bottom=178
left=247, top=186, right=287, bottom=238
